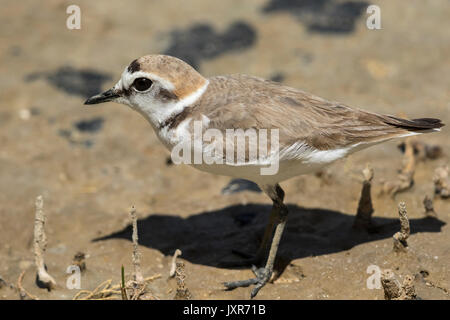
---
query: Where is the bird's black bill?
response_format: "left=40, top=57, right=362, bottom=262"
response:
left=84, top=89, right=120, bottom=105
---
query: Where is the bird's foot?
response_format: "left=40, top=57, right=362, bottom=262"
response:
left=223, top=265, right=272, bottom=298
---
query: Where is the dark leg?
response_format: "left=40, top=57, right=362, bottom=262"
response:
left=255, top=203, right=279, bottom=257
left=223, top=184, right=288, bottom=298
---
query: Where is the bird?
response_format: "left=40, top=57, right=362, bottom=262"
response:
left=85, top=54, right=444, bottom=298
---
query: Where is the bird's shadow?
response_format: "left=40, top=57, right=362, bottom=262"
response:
left=93, top=204, right=445, bottom=269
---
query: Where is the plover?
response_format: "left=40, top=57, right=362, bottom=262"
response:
left=85, top=54, right=444, bottom=298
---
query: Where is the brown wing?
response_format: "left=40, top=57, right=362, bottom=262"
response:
left=198, top=75, right=443, bottom=151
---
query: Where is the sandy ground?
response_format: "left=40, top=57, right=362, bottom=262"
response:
left=0, top=0, right=449, bottom=300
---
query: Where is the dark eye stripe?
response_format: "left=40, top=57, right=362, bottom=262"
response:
left=133, top=78, right=153, bottom=91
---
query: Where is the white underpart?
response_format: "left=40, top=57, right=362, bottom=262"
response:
left=279, top=141, right=354, bottom=164
left=279, top=128, right=426, bottom=166
left=196, top=129, right=425, bottom=185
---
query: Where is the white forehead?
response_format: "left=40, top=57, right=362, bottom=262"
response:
left=114, top=67, right=175, bottom=91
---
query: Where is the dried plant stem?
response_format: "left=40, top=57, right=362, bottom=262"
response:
left=17, top=270, right=38, bottom=300
left=393, top=202, right=410, bottom=252
left=34, top=195, right=56, bottom=290
left=73, top=274, right=161, bottom=300
left=121, top=266, right=128, bottom=300
left=423, top=195, right=437, bottom=218
left=381, top=269, right=401, bottom=299
left=73, top=204, right=164, bottom=300
left=353, top=164, right=374, bottom=229
left=169, top=249, right=182, bottom=278
left=129, top=206, right=144, bottom=284
left=174, top=262, right=192, bottom=300
left=381, top=270, right=416, bottom=300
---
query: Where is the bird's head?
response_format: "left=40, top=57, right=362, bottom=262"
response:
left=84, top=55, right=208, bottom=127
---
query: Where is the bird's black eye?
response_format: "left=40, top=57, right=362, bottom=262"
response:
left=133, top=77, right=153, bottom=91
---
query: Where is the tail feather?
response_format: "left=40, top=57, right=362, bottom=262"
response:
left=383, top=116, right=444, bottom=132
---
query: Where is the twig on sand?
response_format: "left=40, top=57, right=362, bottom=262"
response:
left=73, top=205, right=161, bottom=300
left=381, top=270, right=416, bottom=300
left=433, top=166, right=449, bottom=199
left=127, top=273, right=162, bottom=300
left=73, top=274, right=161, bottom=300
left=169, top=249, right=182, bottom=278
left=34, top=195, right=56, bottom=291
left=423, top=195, right=437, bottom=218
left=393, top=202, right=410, bottom=252
left=129, top=206, right=144, bottom=284
left=381, top=138, right=415, bottom=197
left=17, top=270, right=38, bottom=300
left=174, top=262, right=192, bottom=300
left=74, top=279, right=121, bottom=300
left=353, top=164, right=374, bottom=230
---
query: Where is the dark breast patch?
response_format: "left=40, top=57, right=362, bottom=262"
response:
left=159, top=107, right=191, bottom=130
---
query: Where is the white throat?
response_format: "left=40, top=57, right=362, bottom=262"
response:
left=134, top=80, right=209, bottom=131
